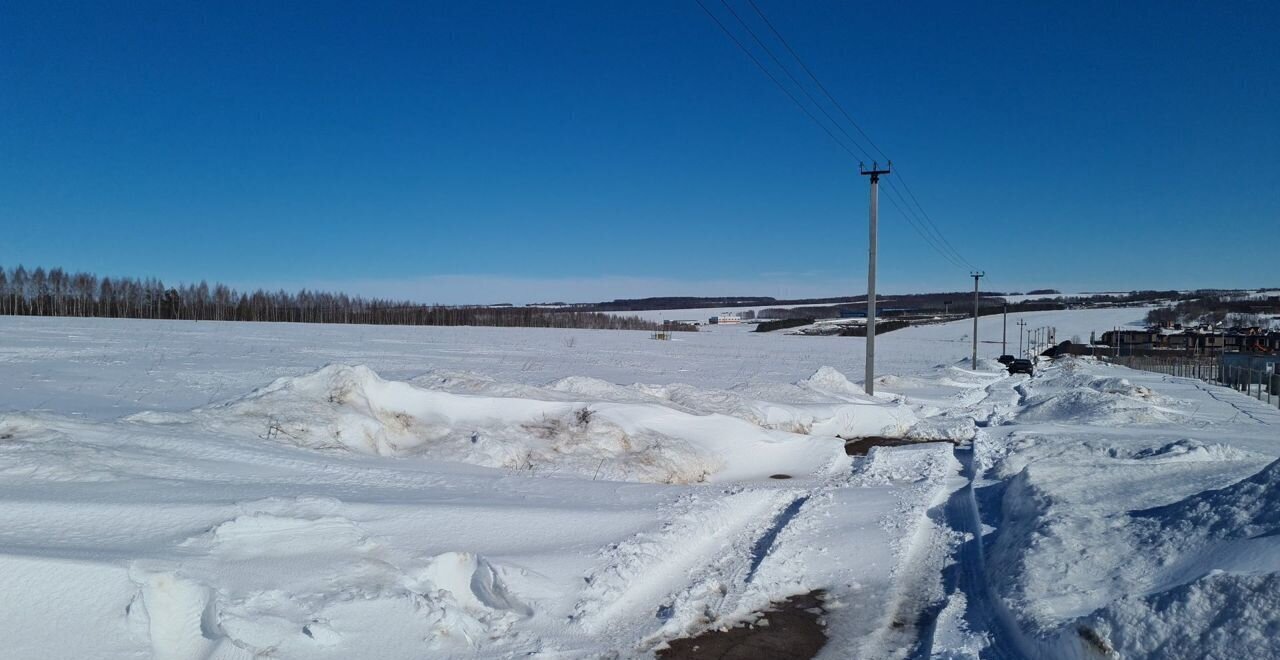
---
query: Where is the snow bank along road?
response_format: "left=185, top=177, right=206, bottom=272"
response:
left=3, top=308, right=1278, bottom=658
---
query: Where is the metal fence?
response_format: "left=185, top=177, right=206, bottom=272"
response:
left=1110, top=354, right=1279, bottom=409
left=1110, top=356, right=1221, bottom=381
left=1222, top=363, right=1279, bottom=407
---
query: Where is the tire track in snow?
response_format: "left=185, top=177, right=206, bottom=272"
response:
left=572, top=487, right=803, bottom=645
left=744, top=495, right=810, bottom=583
left=856, top=444, right=964, bottom=660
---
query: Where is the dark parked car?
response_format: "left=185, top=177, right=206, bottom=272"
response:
left=997, top=354, right=1016, bottom=365
left=1008, top=359, right=1034, bottom=375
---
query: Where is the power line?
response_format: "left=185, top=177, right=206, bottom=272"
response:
left=887, top=173, right=977, bottom=270
left=882, top=185, right=966, bottom=270
left=701, top=0, right=978, bottom=272
left=742, top=0, right=974, bottom=270
left=879, top=182, right=968, bottom=269
left=881, top=177, right=973, bottom=269
left=692, top=0, right=862, bottom=163
left=716, top=0, right=875, bottom=163
left=743, top=0, right=888, bottom=162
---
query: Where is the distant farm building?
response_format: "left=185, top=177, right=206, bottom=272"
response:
left=709, top=311, right=750, bottom=324
left=839, top=308, right=910, bottom=319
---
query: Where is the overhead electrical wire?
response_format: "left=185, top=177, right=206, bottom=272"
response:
left=696, top=0, right=978, bottom=272
left=734, top=0, right=976, bottom=270
left=886, top=176, right=978, bottom=271
left=881, top=177, right=973, bottom=270
left=701, top=0, right=964, bottom=269
left=692, top=0, right=864, bottom=163
left=742, top=0, right=887, bottom=161
left=715, top=0, right=875, bottom=163
left=880, top=180, right=969, bottom=269
left=726, top=0, right=975, bottom=270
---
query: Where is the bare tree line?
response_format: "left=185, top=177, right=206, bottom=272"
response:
left=0, top=265, right=687, bottom=331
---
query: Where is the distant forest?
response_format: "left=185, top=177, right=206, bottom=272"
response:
left=0, top=265, right=687, bottom=331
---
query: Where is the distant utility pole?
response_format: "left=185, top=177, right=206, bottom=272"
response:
left=1018, top=319, right=1028, bottom=356
left=1002, top=304, right=1008, bottom=355
left=971, top=271, right=985, bottom=369
left=861, top=161, right=891, bottom=395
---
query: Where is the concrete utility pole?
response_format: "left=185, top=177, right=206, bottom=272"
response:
left=970, top=271, right=985, bottom=369
left=860, top=161, right=891, bottom=395
left=1002, top=304, right=1008, bottom=355
left=1018, top=319, right=1028, bottom=356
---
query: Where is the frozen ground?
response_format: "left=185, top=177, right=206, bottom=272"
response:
left=3, top=306, right=1278, bottom=659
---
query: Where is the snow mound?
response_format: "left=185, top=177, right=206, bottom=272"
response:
left=1112, top=439, right=1257, bottom=464
left=873, top=373, right=921, bottom=388
left=1089, top=376, right=1157, bottom=399
left=1081, top=569, right=1280, bottom=659
left=945, top=357, right=1008, bottom=378
left=1136, top=456, right=1280, bottom=544
left=1044, top=369, right=1162, bottom=400
left=803, top=365, right=872, bottom=399
left=157, top=365, right=844, bottom=483
left=420, top=552, right=533, bottom=617
left=856, top=442, right=956, bottom=485
left=463, top=366, right=918, bottom=442
left=1016, top=387, right=1183, bottom=425
left=129, top=511, right=532, bottom=658
left=0, top=414, right=126, bottom=482
left=412, top=369, right=550, bottom=400
left=548, top=376, right=658, bottom=404
left=1069, top=459, right=1280, bottom=658
left=907, top=415, right=977, bottom=442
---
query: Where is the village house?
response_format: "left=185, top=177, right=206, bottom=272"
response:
left=1099, top=327, right=1280, bottom=355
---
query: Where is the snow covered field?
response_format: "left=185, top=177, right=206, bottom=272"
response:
left=3, top=306, right=1279, bottom=658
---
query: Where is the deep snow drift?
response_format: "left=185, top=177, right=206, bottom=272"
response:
left=127, top=362, right=926, bottom=484
left=132, top=363, right=864, bottom=484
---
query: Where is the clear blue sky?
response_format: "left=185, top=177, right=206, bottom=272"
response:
left=2, top=1, right=1277, bottom=303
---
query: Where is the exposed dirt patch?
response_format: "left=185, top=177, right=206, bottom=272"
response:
left=657, top=590, right=828, bottom=660
left=843, top=435, right=947, bottom=456
left=1077, top=625, right=1115, bottom=655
